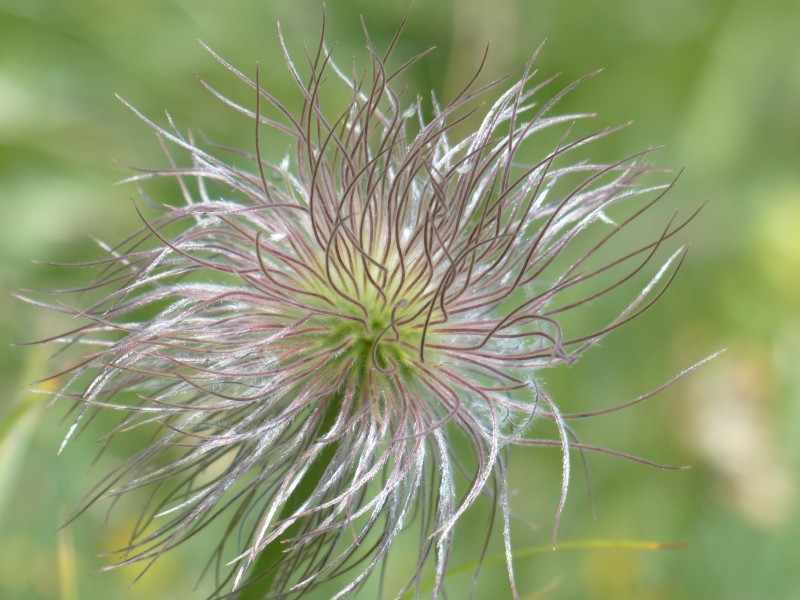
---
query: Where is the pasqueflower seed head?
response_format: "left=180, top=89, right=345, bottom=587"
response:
left=26, top=14, right=705, bottom=600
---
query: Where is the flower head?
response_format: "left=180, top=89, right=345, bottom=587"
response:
left=30, top=15, right=699, bottom=600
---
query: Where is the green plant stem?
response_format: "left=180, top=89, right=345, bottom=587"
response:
left=239, top=390, right=344, bottom=599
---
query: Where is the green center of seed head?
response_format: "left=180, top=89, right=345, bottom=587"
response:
left=354, top=314, right=405, bottom=373
left=328, top=294, right=420, bottom=379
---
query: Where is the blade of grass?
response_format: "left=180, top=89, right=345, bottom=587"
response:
left=401, top=538, right=687, bottom=598
left=57, top=510, right=79, bottom=600
left=0, top=345, right=51, bottom=516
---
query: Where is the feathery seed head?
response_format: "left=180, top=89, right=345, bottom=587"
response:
left=28, top=14, right=699, bottom=599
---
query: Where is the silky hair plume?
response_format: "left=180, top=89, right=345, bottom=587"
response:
left=23, top=12, right=712, bottom=600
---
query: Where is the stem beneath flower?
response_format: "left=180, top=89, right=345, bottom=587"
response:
left=239, top=390, right=344, bottom=599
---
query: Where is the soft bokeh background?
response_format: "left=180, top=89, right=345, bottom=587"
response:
left=2, top=0, right=799, bottom=598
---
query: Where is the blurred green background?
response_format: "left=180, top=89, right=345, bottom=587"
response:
left=2, top=0, right=799, bottom=598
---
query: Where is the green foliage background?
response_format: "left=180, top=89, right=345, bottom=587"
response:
left=1, top=0, right=799, bottom=598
